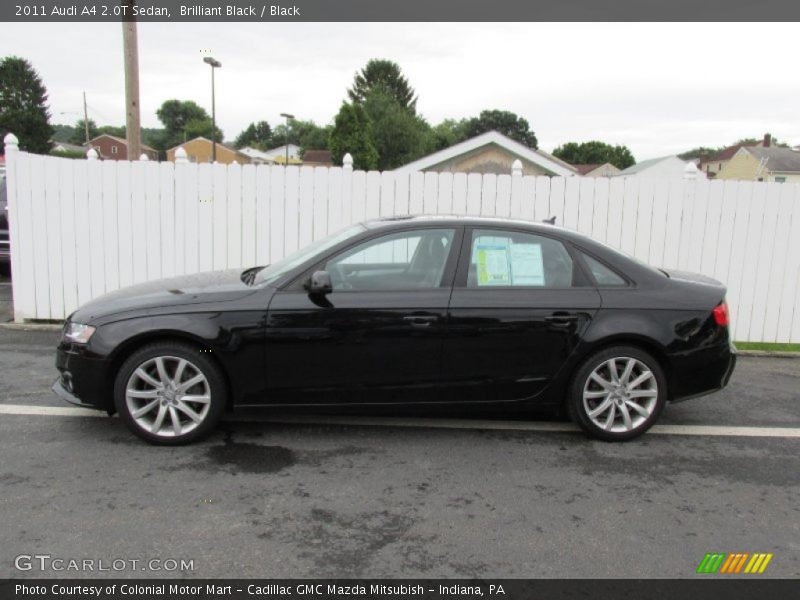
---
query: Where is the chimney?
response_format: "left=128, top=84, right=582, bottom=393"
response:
left=763, top=133, right=771, bottom=147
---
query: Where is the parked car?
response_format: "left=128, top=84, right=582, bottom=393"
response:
left=0, top=176, right=10, bottom=269
left=53, top=216, right=736, bottom=444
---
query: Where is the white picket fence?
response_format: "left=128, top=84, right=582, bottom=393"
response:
left=4, top=133, right=800, bottom=342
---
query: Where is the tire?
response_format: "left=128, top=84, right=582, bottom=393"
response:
left=114, top=342, right=226, bottom=445
left=567, top=345, right=667, bottom=441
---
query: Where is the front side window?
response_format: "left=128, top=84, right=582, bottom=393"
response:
left=325, top=228, right=455, bottom=291
left=467, top=229, right=575, bottom=288
left=253, top=224, right=366, bottom=286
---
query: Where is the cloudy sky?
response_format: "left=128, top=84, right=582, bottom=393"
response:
left=3, top=22, right=799, bottom=159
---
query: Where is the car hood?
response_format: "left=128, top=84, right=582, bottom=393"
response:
left=70, top=269, right=258, bottom=323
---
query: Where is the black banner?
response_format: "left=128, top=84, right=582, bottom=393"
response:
left=2, top=580, right=799, bottom=600
left=3, top=0, right=800, bottom=22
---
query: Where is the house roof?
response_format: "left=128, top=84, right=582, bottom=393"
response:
left=616, top=155, right=681, bottom=176
left=745, top=146, right=800, bottom=173
left=89, top=133, right=156, bottom=153
left=265, top=143, right=302, bottom=155
left=52, top=141, right=88, bottom=153
left=393, top=131, right=577, bottom=177
left=239, top=147, right=277, bottom=162
left=303, top=150, right=332, bottom=163
left=572, top=163, right=620, bottom=175
left=167, top=136, right=242, bottom=156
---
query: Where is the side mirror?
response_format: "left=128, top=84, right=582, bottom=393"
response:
left=306, top=270, right=333, bottom=295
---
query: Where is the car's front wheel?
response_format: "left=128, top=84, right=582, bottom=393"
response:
left=114, top=342, right=226, bottom=445
left=568, top=346, right=667, bottom=441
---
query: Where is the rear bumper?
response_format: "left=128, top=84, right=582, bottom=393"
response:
left=54, top=343, right=112, bottom=410
left=669, top=342, right=737, bottom=403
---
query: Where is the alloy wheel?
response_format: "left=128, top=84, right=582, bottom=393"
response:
left=125, top=356, right=211, bottom=438
left=582, top=357, right=658, bottom=433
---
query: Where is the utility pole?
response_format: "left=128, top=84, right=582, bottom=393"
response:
left=280, top=112, right=294, bottom=166
left=203, top=56, right=222, bottom=162
left=82, top=91, right=90, bottom=144
left=122, top=2, right=142, bottom=160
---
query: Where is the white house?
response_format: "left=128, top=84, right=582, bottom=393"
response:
left=263, top=143, right=302, bottom=164
left=394, top=131, right=577, bottom=177
left=615, top=155, right=707, bottom=180
left=238, top=147, right=277, bottom=164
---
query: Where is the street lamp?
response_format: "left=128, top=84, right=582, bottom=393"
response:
left=203, top=56, right=222, bottom=162
left=280, top=112, right=294, bottom=166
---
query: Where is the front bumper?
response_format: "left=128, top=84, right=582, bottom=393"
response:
left=54, top=343, right=112, bottom=410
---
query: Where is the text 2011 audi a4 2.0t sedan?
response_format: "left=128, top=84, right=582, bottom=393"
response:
left=53, top=216, right=736, bottom=444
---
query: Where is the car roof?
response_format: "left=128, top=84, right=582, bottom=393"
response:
left=363, top=214, right=576, bottom=237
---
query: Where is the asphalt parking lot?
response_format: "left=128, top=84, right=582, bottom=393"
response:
left=0, top=325, right=798, bottom=579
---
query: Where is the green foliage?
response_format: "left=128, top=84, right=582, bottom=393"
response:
left=234, top=121, right=272, bottom=149
left=156, top=99, right=221, bottom=149
left=424, top=119, right=470, bottom=153
left=348, top=59, right=417, bottom=113
left=272, top=119, right=332, bottom=154
left=362, top=91, right=430, bottom=170
left=51, top=123, right=75, bottom=143
left=678, top=146, right=723, bottom=161
left=0, top=56, right=53, bottom=154
left=552, top=140, right=636, bottom=170
left=464, top=110, right=537, bottom=149
left=329, top=102, right=378, bottom=170
left=50, top=148, right=86, bottom=159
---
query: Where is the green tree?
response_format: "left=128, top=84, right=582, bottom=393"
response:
left=678, top=146, right=723, bottom=161
left=464, top=110, right=537, bottom=148
left=329, top=102, right=378, bottom=170
left=0, top=56, right=53, bottom=154
left=362, top=90, right=429, bottom=170
left=348, top=59, right=417, bottom=113
left=51, top=123, right=76, bottom=143
left=156, top=99, right=221, bottom=148
left=552, top=140, right=636, bottom=170
left=272, top=119, right=332, bottom=154
left=67, top=118, right=98, bottom=144
left=425, top=118, right=470, bottom=153
left=235, top=121, right=272, bottom=149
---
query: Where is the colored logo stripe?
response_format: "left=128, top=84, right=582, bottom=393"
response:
left=697, top=553, right=726, bottom=573
left=697, top=552, right=773, bottom=574
left=744, top=553, right=773, bottom=574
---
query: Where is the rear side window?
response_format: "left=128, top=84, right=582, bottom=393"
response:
left=466, top=229, right=576, bottom=288
left=581, top=252, right=627, bottom=286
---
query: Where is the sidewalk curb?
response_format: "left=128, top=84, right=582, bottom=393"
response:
left=737, top=350, right=800, bottom=358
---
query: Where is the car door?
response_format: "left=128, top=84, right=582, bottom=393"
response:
left=441, top=226, right=601, bottom=402
left=264, top=226, right=462, bottom=404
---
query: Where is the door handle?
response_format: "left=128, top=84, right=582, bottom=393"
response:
left=545, top=313, right=581, bottom=324
left=404, top=315, right=438, bottom=327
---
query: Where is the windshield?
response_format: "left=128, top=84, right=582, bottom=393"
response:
left=252, top=223, right=367, bottom=286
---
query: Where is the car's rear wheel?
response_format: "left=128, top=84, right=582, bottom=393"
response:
left=568, top=346, right=666, bottom=441
left=114, top=342, right=226, bottom=445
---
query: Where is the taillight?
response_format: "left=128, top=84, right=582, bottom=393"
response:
left=713, top=302, right=729, bottom=327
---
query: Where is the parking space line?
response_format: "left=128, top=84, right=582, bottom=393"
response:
left=1, top=403, right=800, bottom=438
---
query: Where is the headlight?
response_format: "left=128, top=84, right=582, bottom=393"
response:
left=63, top=322, right=96, bottom=344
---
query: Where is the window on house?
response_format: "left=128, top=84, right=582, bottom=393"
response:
left=111, top=146, right=118, bottom=155
left=775, top=176, right=787, bottom=183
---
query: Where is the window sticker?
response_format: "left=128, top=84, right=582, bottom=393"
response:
left=476, top=243, right=511, bottom=286
left=510, top=243, right=544, bottom=286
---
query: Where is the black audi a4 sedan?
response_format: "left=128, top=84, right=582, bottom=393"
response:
left=53, top=216, right=736, bottom=444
